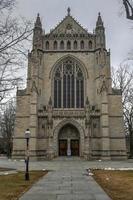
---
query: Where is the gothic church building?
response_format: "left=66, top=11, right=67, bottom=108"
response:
left=13, top=9, right=127, bottom=160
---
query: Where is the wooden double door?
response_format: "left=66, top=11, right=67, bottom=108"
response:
left=59, top=139, right=79, bottom=156
left=71, top=140, right=79, bottom=156
left=59, top=140, right=67, bottom=156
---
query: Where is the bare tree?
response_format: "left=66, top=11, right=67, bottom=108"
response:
left=0, top=0, right=15, bottom=10
left=112, top=64, right=133, bottom=157
left=0, top=99, right=15, bottom=157
left=0, top=0, right=32, bottom=103
left=123, top=0, right=133, bottom=20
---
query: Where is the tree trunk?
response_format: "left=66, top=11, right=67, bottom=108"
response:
left=129, top=127, right=133, bottom=157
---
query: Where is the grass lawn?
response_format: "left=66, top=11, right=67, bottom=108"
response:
left=93, top=170, right=133, bottom=200
left=0, top=171, right=47, bottom=200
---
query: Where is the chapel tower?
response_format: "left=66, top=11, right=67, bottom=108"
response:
left=13, top=9, right=127, bottom=160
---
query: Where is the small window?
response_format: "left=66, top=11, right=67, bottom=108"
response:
left=74, top=41, right=78, bottom=49
left=89, top=41, right=92, bottom=49
left=80, top=41, right=84, bottom=49
left=46, top=41, right=49, bottom=50
left=60, top=41, right=64, bottom=50
left=67, top=41, right=71, bottom=50
left=54, top=41, right=57, bottom=50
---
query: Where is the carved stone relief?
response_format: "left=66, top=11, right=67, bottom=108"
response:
left=97, top=75, right=108, bottom=94
left=91, top=117, right=100, bottom=137
left=59, top=125, right=80, bottom=139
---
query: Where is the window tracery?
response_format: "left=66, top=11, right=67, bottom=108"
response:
left=54, top=58, right=84, bottom=108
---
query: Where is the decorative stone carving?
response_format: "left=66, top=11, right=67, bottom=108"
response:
left=13, top=10, right=127, bottom=161
left=97, top=75, right=108, bottom=94
left=31, top=81, right=39, bottom=94
left=38, top=118, right=48, bottom=138
left=99, top=48, right=106, bottom=67
left=85, top=97, right=91, bottom=128
left=53, top=119, right=85, bottom=156
left=91, top=117, right=100, bottom=137
left=59, top=125, right=80, bottom=139
left=53, top=110, right=85, bottom=118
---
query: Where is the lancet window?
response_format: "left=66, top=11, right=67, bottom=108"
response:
left=67, top=41, right=71, bottom=49
left=54, top=58, right=84, bottom=108
left=74, top=41, right=78, bottom=49
left=60, top=41, right=64, bottom=49
left=80, top=40, right=84, bottom=49
left=46, top=41, right=49, bottom=50
left=89, top=41, right=92, bottom=49
left=54, top=41, right=57, bottom=50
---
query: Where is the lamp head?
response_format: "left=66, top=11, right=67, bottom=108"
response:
left=25, top=129, right=31, bottom=139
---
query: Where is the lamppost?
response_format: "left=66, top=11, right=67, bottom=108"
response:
left=25, top=129, right=30, bottom=181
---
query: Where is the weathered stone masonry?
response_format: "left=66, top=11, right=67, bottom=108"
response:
left=13, top=9, right=127, bottom=160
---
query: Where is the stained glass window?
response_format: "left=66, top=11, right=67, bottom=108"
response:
left=54, top=58, right=84, bottom=108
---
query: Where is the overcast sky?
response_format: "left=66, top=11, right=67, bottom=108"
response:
left=16, top=0, right=133, bottom=67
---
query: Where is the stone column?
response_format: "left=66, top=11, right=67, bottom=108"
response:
left=48, top=136, right=54, bottom=159
left=29, top=91, right=38, bottom=160
left=101, top=90, right=110, bottom=160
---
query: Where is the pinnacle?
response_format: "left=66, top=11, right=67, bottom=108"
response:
left=35, top=13, right=42, bottom=28
left=96, top=12, right=104, bottom=27
left=67, top=7, right=71, bottom=16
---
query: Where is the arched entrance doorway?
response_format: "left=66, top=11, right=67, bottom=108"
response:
left=58, top=124, right=80, bottom=156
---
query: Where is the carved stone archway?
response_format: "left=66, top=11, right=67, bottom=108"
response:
left=53, top=119, right=85, bottom=157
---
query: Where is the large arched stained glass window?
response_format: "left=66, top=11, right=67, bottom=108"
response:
left=54, top=57, right=84, bottom=108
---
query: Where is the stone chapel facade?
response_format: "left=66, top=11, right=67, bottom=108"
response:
left=13, top=9, right=127, bottom=160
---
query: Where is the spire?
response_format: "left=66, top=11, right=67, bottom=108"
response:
left=35, top=13, right=42, bottom=29
left=96, top=12, right=104, bottom=27
left=67, top=7, right=71, bottom=16
left=95, top=12, right=106, bottom=49
left=33, top=13, right=43, bottom=50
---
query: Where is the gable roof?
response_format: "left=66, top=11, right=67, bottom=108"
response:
left=48, top=14, right=89, bottom=36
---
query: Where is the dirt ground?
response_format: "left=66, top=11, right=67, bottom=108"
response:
left=93, top=170, right=133, bottom=200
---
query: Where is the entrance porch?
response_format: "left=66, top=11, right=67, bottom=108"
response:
left=58, top=124, right=80, bottom=157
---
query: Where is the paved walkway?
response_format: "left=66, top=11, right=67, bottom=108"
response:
left=0, top=157, right=133, bottom=171
left=19, top=168, right=111, bottom=200
left=1, top=157, right=133, bottom=200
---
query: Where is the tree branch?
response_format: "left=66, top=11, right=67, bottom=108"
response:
left=123, top=0, right=133, bottom=20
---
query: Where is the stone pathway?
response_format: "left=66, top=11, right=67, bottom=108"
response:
left=1, top=157, right=133, bottom=200
left=19, top=168, right=111, bottom=200
left=0, top=157, right=133, bottom=171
